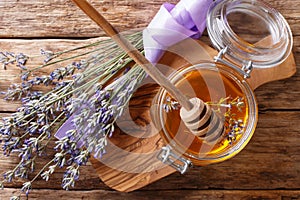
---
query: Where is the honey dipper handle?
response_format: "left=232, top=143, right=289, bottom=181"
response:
left=71, top=0, right=193, bottom=110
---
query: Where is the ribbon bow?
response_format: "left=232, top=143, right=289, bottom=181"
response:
left=143, top=0, right=213, bottom=63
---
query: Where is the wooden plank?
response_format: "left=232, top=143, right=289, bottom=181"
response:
left=1, top=189, right=300, bottom=200
left=0, top=0, right=177, bottom=38
left=0, top=0, right=298, bottom=198
left=0, top=0, right=299, bottom=38
left=0, top=111, right=299, bottom=190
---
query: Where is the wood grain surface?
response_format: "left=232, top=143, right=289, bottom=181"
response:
left=0, top=0, right=299, bottom=199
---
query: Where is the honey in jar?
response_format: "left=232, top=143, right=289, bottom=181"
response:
left=153, top=62, right=257, bottom=167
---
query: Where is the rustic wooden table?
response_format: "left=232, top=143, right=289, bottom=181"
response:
left=0, top=0, right=299, bottom=199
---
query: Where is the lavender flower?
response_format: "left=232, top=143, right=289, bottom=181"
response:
left=15, top=53, right=29, bottom=70
left=10, top=196, right=20, bottom=200
left=21, top=181, right=32, bottom=196
left=40, top=49, right=55, bottom=63
left=21, top=72, right=30, bottom=81
left=50, top=64, right=78, bottom=81
left=0, top=52, right=28, bottom=70
left=74, top=149, right=90, bottom=166
left=163, top=97, right=180, bottom=112
left=41, top=164, right=56, bottom=181
left=62, top=165, right=80, bottom=190
left=3, top=170, right=14, bottom=182
left=2, top=137, right=20, bottom=156
left=2, top=59, right=85, bottom=101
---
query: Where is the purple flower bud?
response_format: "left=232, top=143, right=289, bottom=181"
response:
left=21, top=72, right=30, bottom=81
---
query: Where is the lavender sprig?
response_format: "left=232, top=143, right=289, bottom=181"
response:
left=0, top=52, right=29, bottom=70
left=163, top=96, right=180, bottom=113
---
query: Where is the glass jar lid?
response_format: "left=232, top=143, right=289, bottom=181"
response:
left=206, top=0, right=293, bottom=68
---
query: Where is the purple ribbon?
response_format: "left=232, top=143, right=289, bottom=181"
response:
left=54, top=0, right=213, bottom=143
left=143, top=0, right=213, bottom=63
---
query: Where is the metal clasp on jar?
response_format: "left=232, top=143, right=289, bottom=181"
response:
left=214, top=47, right=253, bottom=79
left=157, top=146, right=192, bottom=174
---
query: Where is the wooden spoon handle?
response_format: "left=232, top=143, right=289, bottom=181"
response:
left=71, top=0, right=193, bottom=110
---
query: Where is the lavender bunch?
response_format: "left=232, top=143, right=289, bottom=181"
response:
left=0, top=31, right=145, bottom=199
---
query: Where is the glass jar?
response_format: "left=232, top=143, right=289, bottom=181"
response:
left=153, top=0, right=293, bottom=174
left=153, top=62, right=257, bottom=172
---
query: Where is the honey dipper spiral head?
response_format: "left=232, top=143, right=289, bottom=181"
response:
left=180, top=97, right=225, bottom=144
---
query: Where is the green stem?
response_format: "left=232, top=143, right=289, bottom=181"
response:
left=27, top=40, right=116, bottom=73
left=29, top=155, right=57, bottom=183
left=26, top=32, right=142, bottom=74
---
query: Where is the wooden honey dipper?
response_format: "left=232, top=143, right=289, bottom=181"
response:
left=72, top=0, right=225, bottom=144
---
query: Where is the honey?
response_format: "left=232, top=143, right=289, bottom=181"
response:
left=155, top=63, right=257, bottom=166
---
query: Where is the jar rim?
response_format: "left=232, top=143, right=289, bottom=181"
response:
left=207, top=0, right=293, bottom=68
left=156, top=62, right=258, bottom=163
